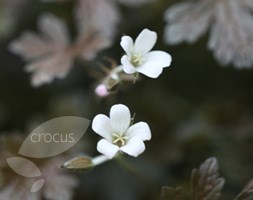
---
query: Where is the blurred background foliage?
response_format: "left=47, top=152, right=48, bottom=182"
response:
left=1, top=0, right=253, bottom=199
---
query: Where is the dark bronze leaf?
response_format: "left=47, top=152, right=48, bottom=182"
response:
left=191, top=157, right=225, bottom=200
left=161, top=186, right=185, bottom=200
left=234, top=179, right=253, bottom=200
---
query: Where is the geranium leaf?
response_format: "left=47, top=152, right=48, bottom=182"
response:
left=161, top=186, right=185, bottom=200
left=234, top=179, right=253, bottom=200
left=191, top=157, right=225, bottom=200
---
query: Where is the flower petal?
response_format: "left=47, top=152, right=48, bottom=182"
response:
left=92, top=114, right=112, bottom=141
left=110, top=104, right=131, bottom=134
left=136, top=61, right=163, bottom=78
left=126, top=122, right=151, bottom=141
left=97, top=139, right=119, bottom=159
left=120, top=36, right=133, bottom=56
left=120, top=137, right=145, bottom=157
left=134, top=29, right=157, bottom=54
left=144, top=51, right=172, bottom=68
left=121, top=55, right=136, bottom=74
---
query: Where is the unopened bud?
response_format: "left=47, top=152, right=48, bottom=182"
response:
left=61, top=155, right=93, bottom=171
left=95, top=84, right=110, bottom=97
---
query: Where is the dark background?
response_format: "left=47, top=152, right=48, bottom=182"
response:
left=1, top=0, right=253, bottom=199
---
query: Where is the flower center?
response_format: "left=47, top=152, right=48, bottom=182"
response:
left=112, top=133, right=128, bottom=147
left=131, top=53, right=143, bottom=67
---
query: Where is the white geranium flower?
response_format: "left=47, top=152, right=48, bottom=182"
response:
left=92, top=104, right=151, bottom=159
left=120, top=28, right=172, bottom=78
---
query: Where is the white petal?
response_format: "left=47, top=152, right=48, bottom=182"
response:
left=92, top=114, right=112, bottom=141
left=120, top=137, right=145, bottom=157
left=97, top=139, right=119, bottom=159
left=144, top=51, right=172, bottom=68
left=134, top=29, right=157, bottom=54
left=126, top=122, right=151, bottom=141
left=110, top=104, right=131, bottom=134
left=121, top=55, right=136, bottom=74
left=120, top=36, right=133, bottom=56
left=136, top=61, right=163, bottom=78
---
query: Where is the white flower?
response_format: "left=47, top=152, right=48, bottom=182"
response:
left=120, top=28, right=172, bottom=78
left=92, top=104, right=151, bottom=159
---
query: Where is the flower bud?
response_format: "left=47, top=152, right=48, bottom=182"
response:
left=61, top=155, right=93, bottom=171
left=95, top=84, right=109, bottom=97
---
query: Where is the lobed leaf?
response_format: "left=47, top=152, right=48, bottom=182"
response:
left=161, top=186, right=186, bottom=200
left=234, top=179, right=253, bottom=200
left=191, top=157, right=225, bottom=200
left=164, top=0, right=253, bottom=68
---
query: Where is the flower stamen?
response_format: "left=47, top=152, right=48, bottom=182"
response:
left=112, top=133, right=128, bottom=147
left=131, top=54, right=143, bottom=67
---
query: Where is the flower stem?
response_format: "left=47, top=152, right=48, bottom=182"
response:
left=112, top=65, right=123, bottom=74
left=92, top=155, right=110, bottom=166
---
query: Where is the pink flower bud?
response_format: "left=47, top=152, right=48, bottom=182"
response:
left=95, top=84, right=109, bottom=97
